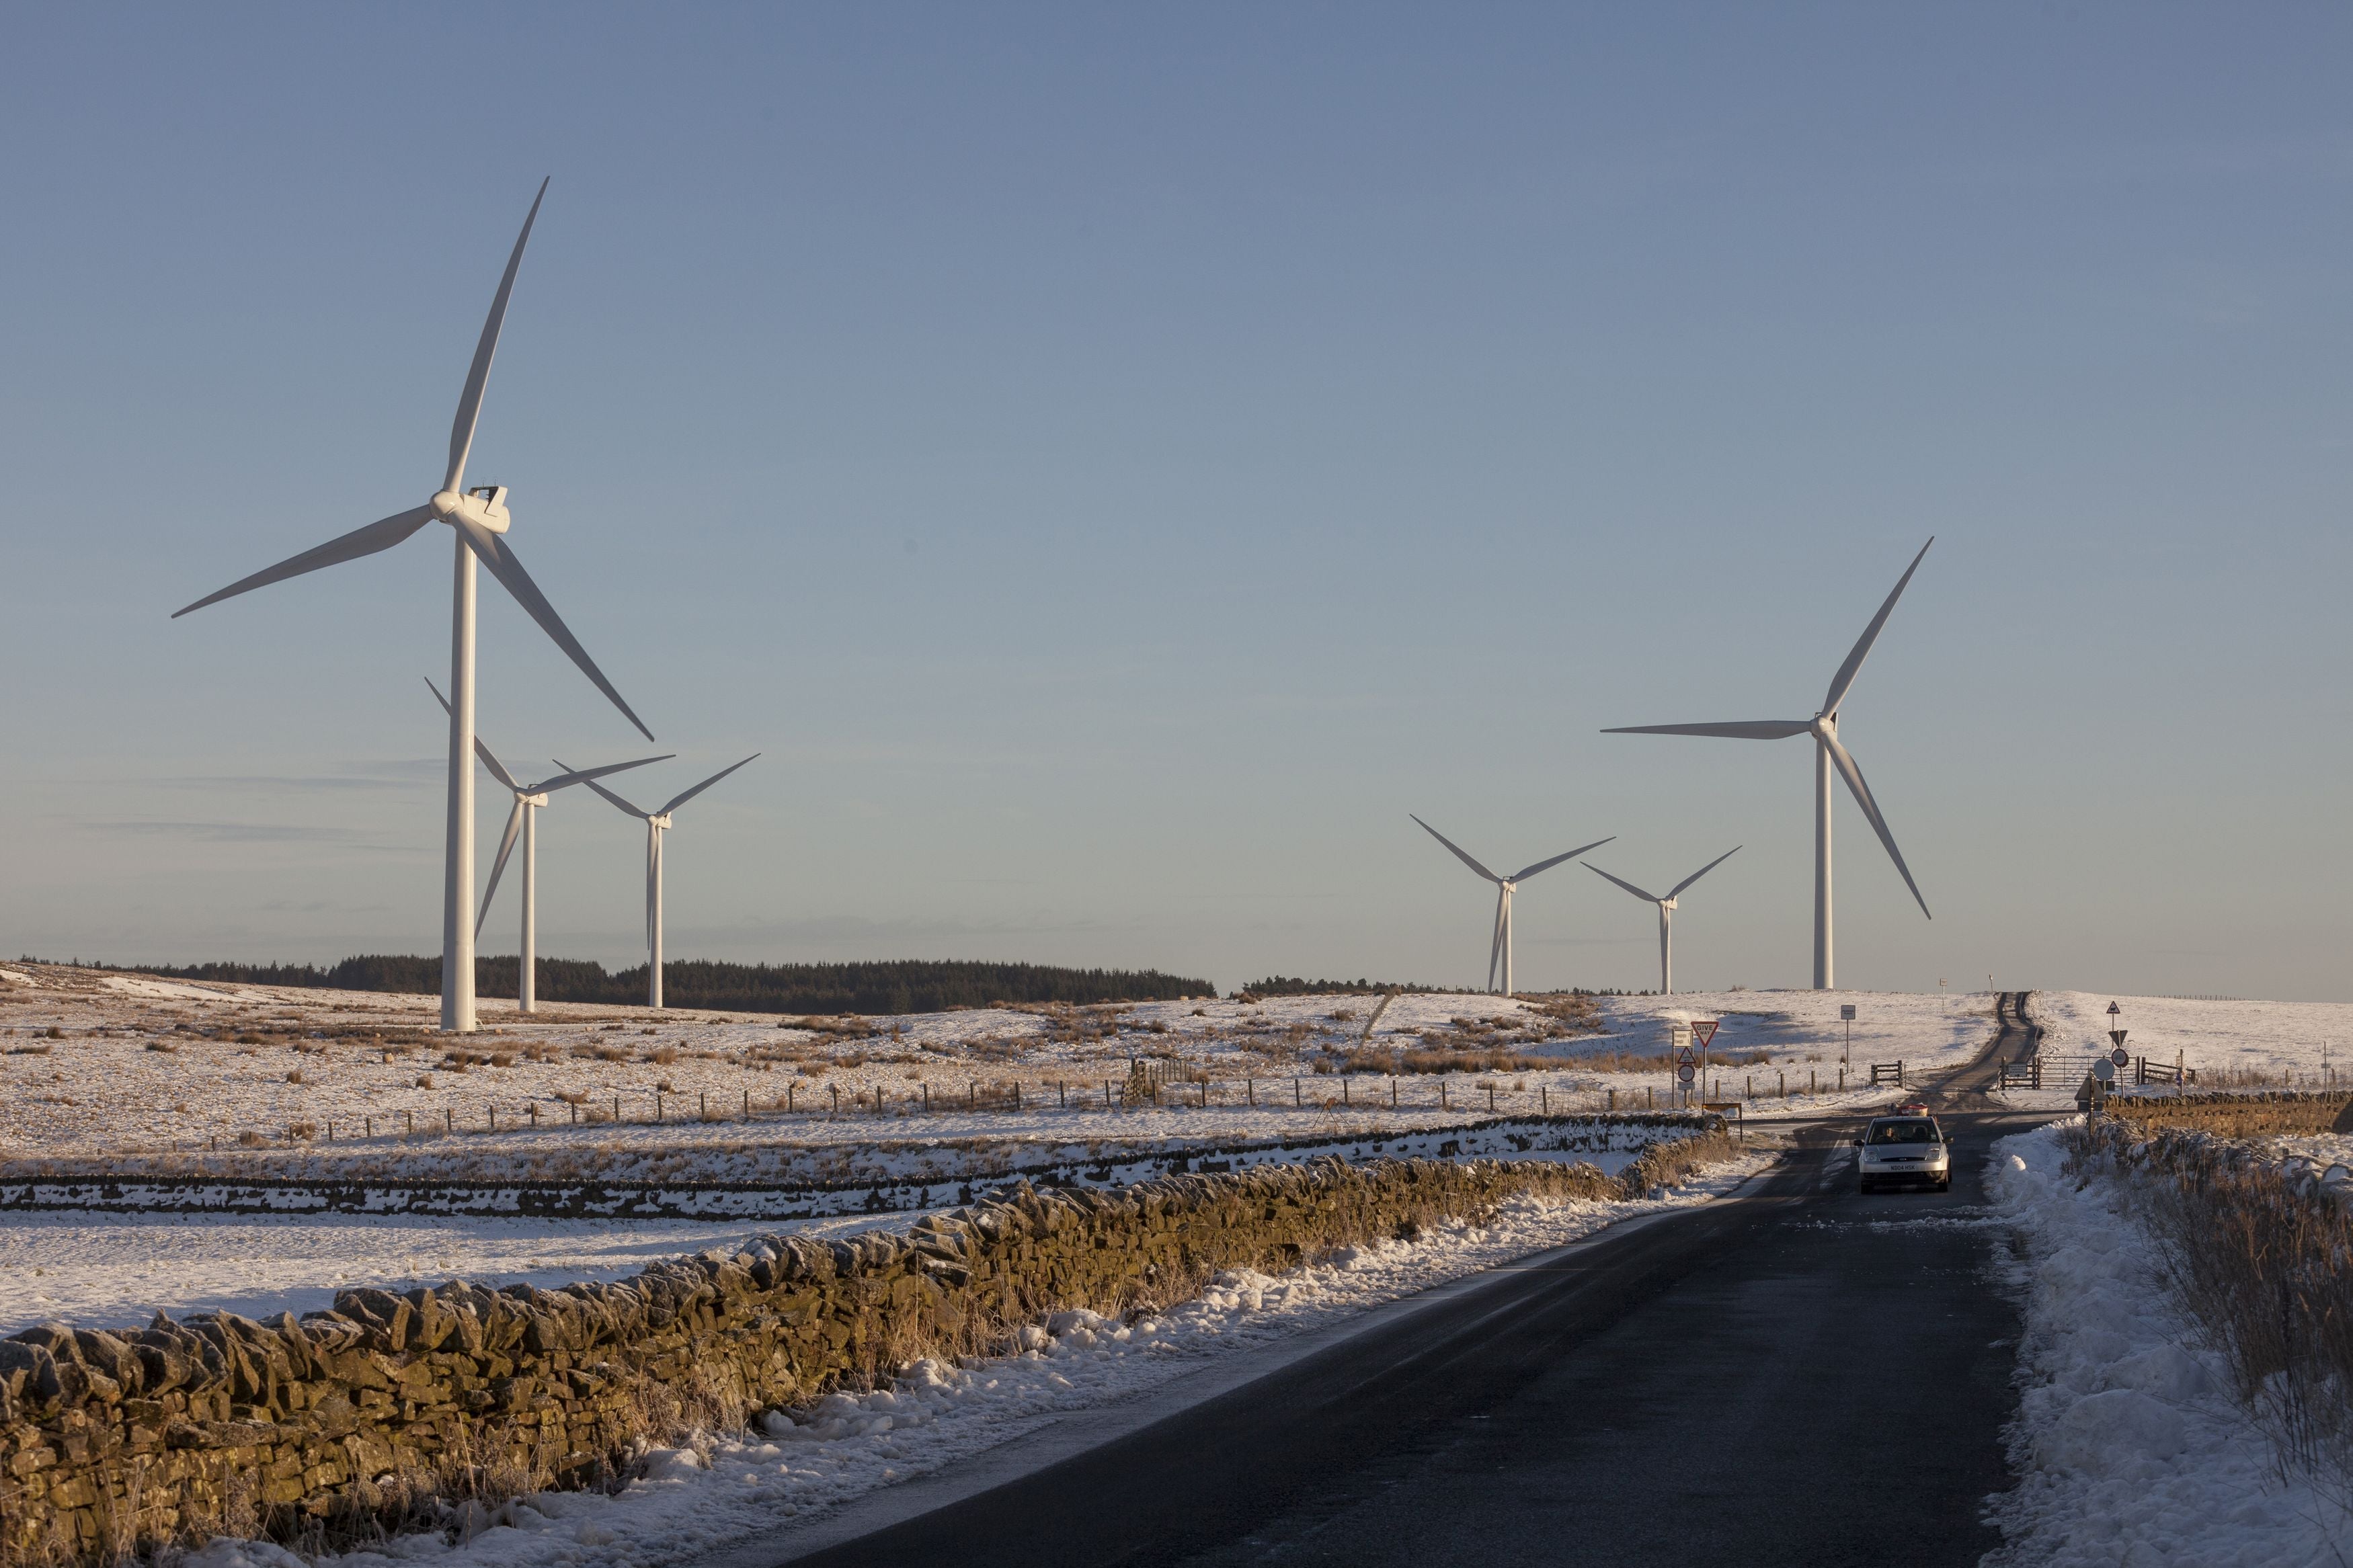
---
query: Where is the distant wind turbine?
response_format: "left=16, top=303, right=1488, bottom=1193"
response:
left=567, top=757, right=762, bottom=1009
left=426, top=679, right=668, bottom=1013
left=1603, top=538, right=1933, bottom=989
left=1410, top=816, right=1613, bottom=995
left=172, top=180, right=653, bottom=1033
left=1584, top=848, right=1741, bottom=996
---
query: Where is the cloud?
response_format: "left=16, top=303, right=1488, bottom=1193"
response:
left=143, top=758, right=446, bottom=793
left=78, top=820, right=420, bottom=852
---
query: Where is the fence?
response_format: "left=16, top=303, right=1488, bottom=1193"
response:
left=188, top=1066, right=1810, bottom=1152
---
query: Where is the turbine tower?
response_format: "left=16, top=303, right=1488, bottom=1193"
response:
left=172, top=181, right=652, bottom=1033
left=1410, top=816, right=1612, bottom=995
left=570, top=756, right=761, bottom=1009
left=1603, top=538, right=1933, bottom=989
left=1583, top=847, right=1741, bottom=996
left=426, top=679, right=668, bottom=1013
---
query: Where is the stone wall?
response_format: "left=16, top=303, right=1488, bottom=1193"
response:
left=0, top=1145, right=1713, bottom=1563
left=2106, top=1089, right=2353, bottom=1139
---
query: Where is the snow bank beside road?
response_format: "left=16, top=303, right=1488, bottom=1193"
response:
left=1986, top=1124, right=2345, bottom=1565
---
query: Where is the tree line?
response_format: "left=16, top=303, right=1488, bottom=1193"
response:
left=104, top=956, right=1215, bottom=1014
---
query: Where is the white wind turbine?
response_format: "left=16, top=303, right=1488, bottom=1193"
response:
left=426, top=679, right=668, bottom=1013
left=567, top=756, right=761, bottom=1009
left=1410, top=816, right=1613, bottom=995
left=172, top=179, right=653, bottom=1033
left=1603, top=538, right=1933, bottom=989
left=1583, top=848, right=1741, bottom=996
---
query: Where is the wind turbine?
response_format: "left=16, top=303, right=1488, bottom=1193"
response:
left=1410, top=816, right=1613, bottom=995
left=1583, top=848, right=1741, bottom=996
left=567, top=756, right=761, bottom=1009
left=1602, top=538, right=1933, bottom=989
left=171, top=179, right=653, bottom=1033
left=426, top=679, right=669, bottom=1013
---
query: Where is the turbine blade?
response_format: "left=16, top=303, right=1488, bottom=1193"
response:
left=555, top=761, right=651, bottom=819
left=1666, top=845, right=1743, bottom=900
left=423, top=675, right=524, bottom=793
left=453, top=517, right=655, bottom=742
left=1821, top=733, right=1931, bottom=919
left=445, top=178, right=549, bottom=495
left=1601, top=720, right=1812, bottom=739
left=476, top=800, right=524, bottom=938
left=533, top=753, right=674, bottom=793
left=1509, top=837, right=1614, bottom=884
left=1410, top=815, right=1501, bottom=883
left=171, top=505, right=435, bottom=618
left=660, top=753, right=760, bottom=817
left=1821, top=536, right=1933, bottom=716
left=1583, top=863, right=1662, bottom=903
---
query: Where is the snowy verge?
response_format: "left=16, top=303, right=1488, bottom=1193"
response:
left=1985, top=1124, right=2349, bottom=1566
left=180, top=1151, right=1773, bottom=1568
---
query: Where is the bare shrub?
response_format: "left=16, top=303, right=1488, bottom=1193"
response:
left=286, top=1069, right=305, bottom=1084
left=649, top=1045, right=680, bottom=1065
left=2071, top=1116, right=2353, bottom=1496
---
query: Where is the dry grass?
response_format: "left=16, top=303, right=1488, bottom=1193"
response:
left=2070, top=1116, right=2353, bottom=1500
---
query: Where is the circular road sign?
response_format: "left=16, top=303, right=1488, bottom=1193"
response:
left=1677, top=1065, right=1696, bottom=1083
left=2111, top=1046, right=2131, bottom=1067
left=2093, top=1059, right=2116, bottom=1082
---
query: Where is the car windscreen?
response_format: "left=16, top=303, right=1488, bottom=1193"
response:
left=1866, top=1120, right=1939, bottom=1145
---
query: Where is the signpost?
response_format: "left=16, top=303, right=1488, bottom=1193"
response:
left=1840, top=1003, right=1856, bottom=1063
left=1670, top=1022, right=1692, bottom=1109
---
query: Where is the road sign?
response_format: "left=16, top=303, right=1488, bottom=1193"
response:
left=1677, top=1063, right=1696, bottom=1083
left=1691, top=1020, right=1720, bottom=1049
left=2093, top=1059, right=2116, bottom=1082
left=1841, top=1004, right=1857, bottom=1022
left=2107, top=1001, right=2121, bottom=1018
left=2109, top=1029, right=2128, bottom=1048
left=2111, top=1046, right=2130, bottom=1068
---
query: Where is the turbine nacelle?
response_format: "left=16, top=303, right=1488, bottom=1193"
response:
left=432, top=485, right=512, bottom=534
left=648, top=813, right=674, bottom=830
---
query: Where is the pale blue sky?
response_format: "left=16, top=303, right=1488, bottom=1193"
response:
left=3, top=5, right=2347, bottom=999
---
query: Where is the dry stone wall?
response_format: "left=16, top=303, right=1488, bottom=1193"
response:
left=0, top=1144, right=1715, bottom=1563
left=2106, top=1089, right=2353, bottom=1139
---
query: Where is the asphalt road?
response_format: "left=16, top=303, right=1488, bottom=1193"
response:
left=778, top=1120, right=2042, bottom=1568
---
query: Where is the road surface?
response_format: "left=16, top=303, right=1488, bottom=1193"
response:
left=767, top=1006, right=2053, bottom=1567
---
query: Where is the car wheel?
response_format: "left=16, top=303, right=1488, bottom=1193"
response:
left=1858, top=1180, right=1874, bottom=1195
left=1937, top=1176, right=1951, bottom=1193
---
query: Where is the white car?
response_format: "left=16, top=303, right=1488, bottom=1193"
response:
left=1853, top=1115, right=1952, bottom=1194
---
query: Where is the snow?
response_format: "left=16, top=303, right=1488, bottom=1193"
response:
left=0, top=1122, right=1675, bottom=1333
left=0, top=964, right=1998, bottom=1185
left=164, top=1152, right=1771, bottom=1568
left=2032, top=989, right=2353, bottom=1085
left=0, top=1208, right=916, bottom=1335
left=1985, top=1123, right=2348, bottom=1565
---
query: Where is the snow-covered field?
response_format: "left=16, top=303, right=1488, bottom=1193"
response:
left=0, top=963, right=1992, bottom=1183
left=2033, top=989, right=2353, bottom=1087
left=173, top=1152, right=1771, bottom=1568
left=1987, top=1124, right=2347, bottom=1565
left=0, top=1208, right=928, bottom=1337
